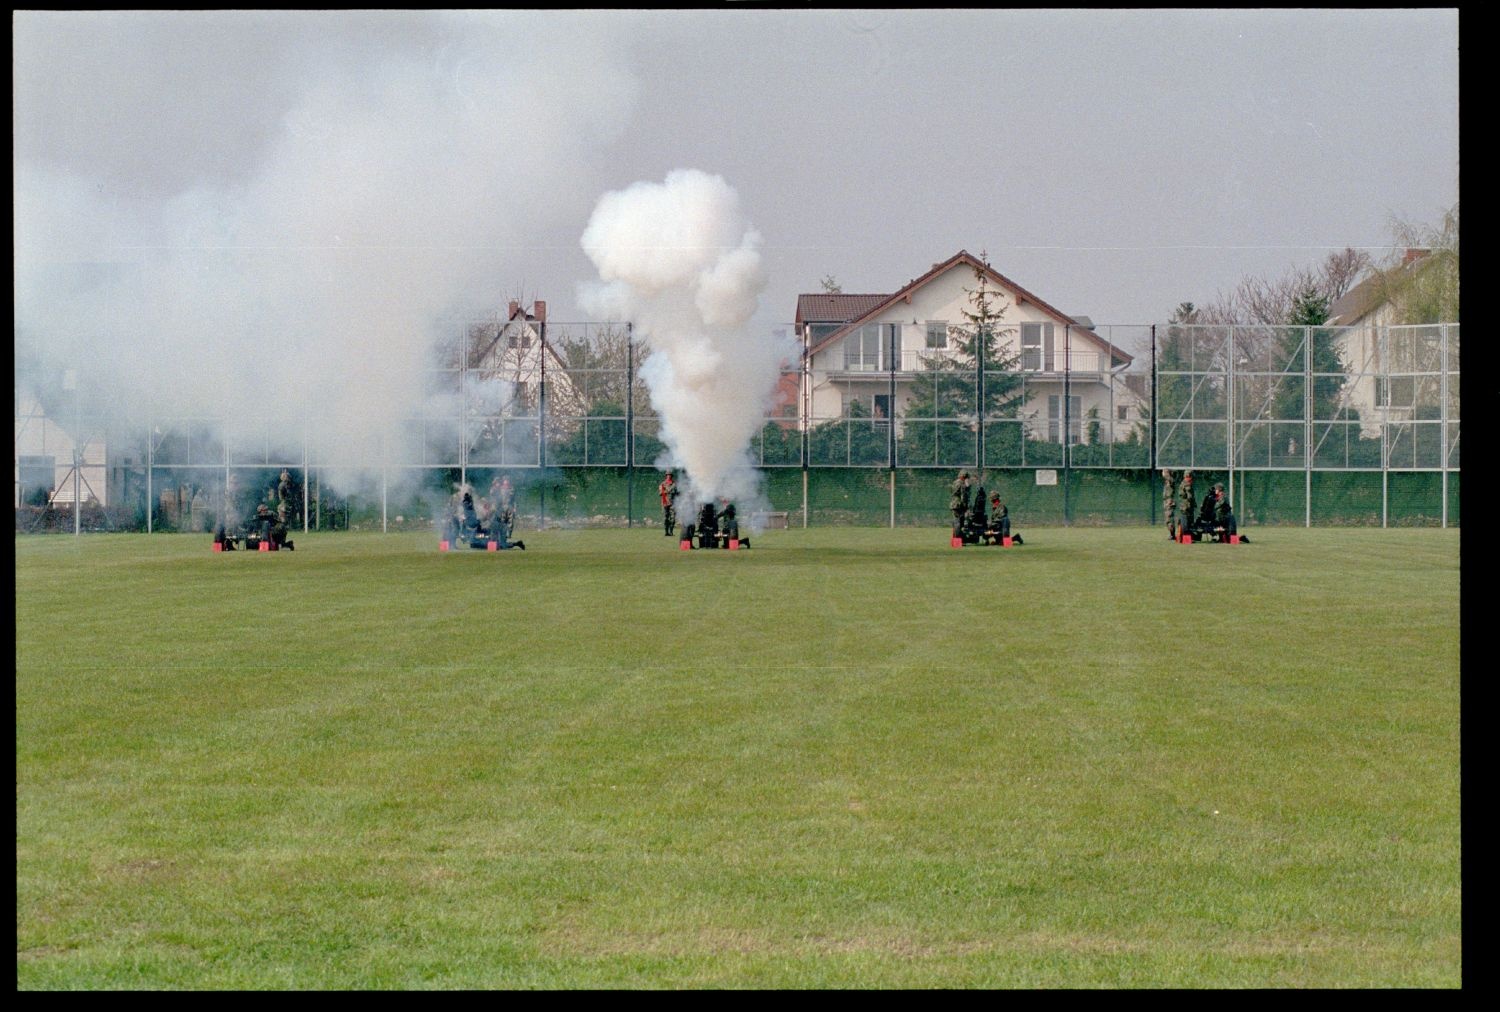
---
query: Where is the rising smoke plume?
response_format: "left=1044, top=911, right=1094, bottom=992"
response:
left=579, top=169, right=790, bottom=510
left=13, top=12, right=638, bottom=502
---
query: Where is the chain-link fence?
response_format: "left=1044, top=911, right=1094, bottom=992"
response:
left=15, top=321, right=1459, bottom=532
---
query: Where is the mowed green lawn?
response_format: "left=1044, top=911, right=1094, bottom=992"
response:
left=16, top=526, right=1460, bottom=988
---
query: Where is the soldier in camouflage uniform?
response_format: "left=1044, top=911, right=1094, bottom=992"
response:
left=950, top=471, right=972, bottom=533
left=1211, top=482, right=1237, bottom=539
left=1177, top=471, right=1196, bottom=541
left=1161, top=468, right=1177, bottom=541
left=276, top=469, right=298, bottom=526
left=273, top=500, right=295, bottom=550
left=659, top=472, right=680, bottom=536
left=496, top=476, right=516, bottom=531
left=986, top=491, right=1010, bottom=542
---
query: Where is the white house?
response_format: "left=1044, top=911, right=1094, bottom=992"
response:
left=794, top=251, right=1139, bottom=444
left=466, top=300, right=586, bottom=420
left=1327, top=250, right=1453, bottom=436
left=14, top=390, right=108, bottom=507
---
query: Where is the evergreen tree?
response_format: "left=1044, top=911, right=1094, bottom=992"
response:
left=1152, top=302, right=1198, bottom=462
left=899, top=256, right=1023, bottom=467
left=1275, top=285, right=1348, bottom=424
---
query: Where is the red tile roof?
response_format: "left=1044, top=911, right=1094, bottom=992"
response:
left=795, top=294, right=888, bottom=326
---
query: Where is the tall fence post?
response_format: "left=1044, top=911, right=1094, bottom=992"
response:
left=890, top=322, right=898, bottom=528
left=1226, top=326, right=1235, bottom=512
left=1149, top=325, right=1157, bottom=528
left=302, top=406, right=310, bottom=534
left=1305, top=324, right=1313, bottom=528
left=1062, top=325, right=1071, bottom=526
left=1380, top=326, right=1388, bottom=529
left=1440, top=323, right=1449, bottom=528
left=459, top=324, right=468, bottom=493
left=801, top=325, right=810, bottom=528
left=975, top=321, right=985, bottom=476
left=626, top=323, right=634, bottom=529
left=538, top=316, right=547, bottom=526
left=146, top=419, right=153, bottom=534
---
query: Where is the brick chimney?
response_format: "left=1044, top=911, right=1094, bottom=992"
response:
left=508, top=300, right=519, bottom=319
left=1403, top=248, right=1431, bottom=266
left=532, top=300, right=546, bottom=323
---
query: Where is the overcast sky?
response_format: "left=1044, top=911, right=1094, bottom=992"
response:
left=15, top=8, right=1459, bottom=345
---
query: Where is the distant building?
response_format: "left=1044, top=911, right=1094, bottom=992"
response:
left=794, top=250, right=1139, bottom=445
left=14, top=390, right=108, bottom=507
left=1328, top=250, right=1452, bottom=436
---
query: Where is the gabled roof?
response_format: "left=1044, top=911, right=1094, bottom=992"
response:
left=1327, top=275, right=1386, bottom=327
left=800, top=251, right=1133, bottom=367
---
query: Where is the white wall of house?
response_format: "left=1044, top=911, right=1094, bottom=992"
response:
left=1331, top=312, right=1456, bottom=438
left=14, top=394, right=108, bottom=506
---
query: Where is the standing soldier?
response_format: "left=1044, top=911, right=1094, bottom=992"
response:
left=276, top=468, right=297, bottom=524
left=497, top=475, right=516, bottom=531
left=659, top=471, right=680, bottom=536
left=1177, top=471, right=1196, bottom=541
left=949, top=471, right=972, bottom=533
left=1161, top=468, right=1177, bottom=541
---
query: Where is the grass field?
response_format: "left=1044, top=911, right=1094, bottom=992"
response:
left=16, top=526, right=1461, bottom=988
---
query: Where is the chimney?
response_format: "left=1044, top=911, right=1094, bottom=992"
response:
left=508, top=300, right=519, bottom=319
left=532, top=300, right=547, bottom=323
left=1403, top=248, right=1431, bottom=266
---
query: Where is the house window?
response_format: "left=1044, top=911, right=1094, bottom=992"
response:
left=1021, top=322, right=1055, bottom=371
left=17, top=455, right=54, bottom=505
left=1117, top=405, right=1129, bottom=422
left=506, top=328, right=530, bottom=350
left=842, top=324, right=884, bottom=371
left=1378, top=376, right=1416, bottom=409
left=1047, top=395, right=1082, bottom=444
left=925, top=321, right=948, bottom=349
left=873, top=394, right=891, bottom=420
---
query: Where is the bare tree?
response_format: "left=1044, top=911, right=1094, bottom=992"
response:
left=1372, top=202, right=1459, bottom=324
left=1199, top=247, right=1370, bottom=327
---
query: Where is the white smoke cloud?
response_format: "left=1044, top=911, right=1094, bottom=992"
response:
left=13, top=12, right=638, bottom=498
left=579, top=169, right=791, bottom=509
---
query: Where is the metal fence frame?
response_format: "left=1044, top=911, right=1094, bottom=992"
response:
left=15, top=322, right=1458, bottom=532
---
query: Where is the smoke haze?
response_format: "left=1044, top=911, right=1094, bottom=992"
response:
left=579, top=169, right=789, bottom=509
left=14, top=12, right=638, bottom=487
